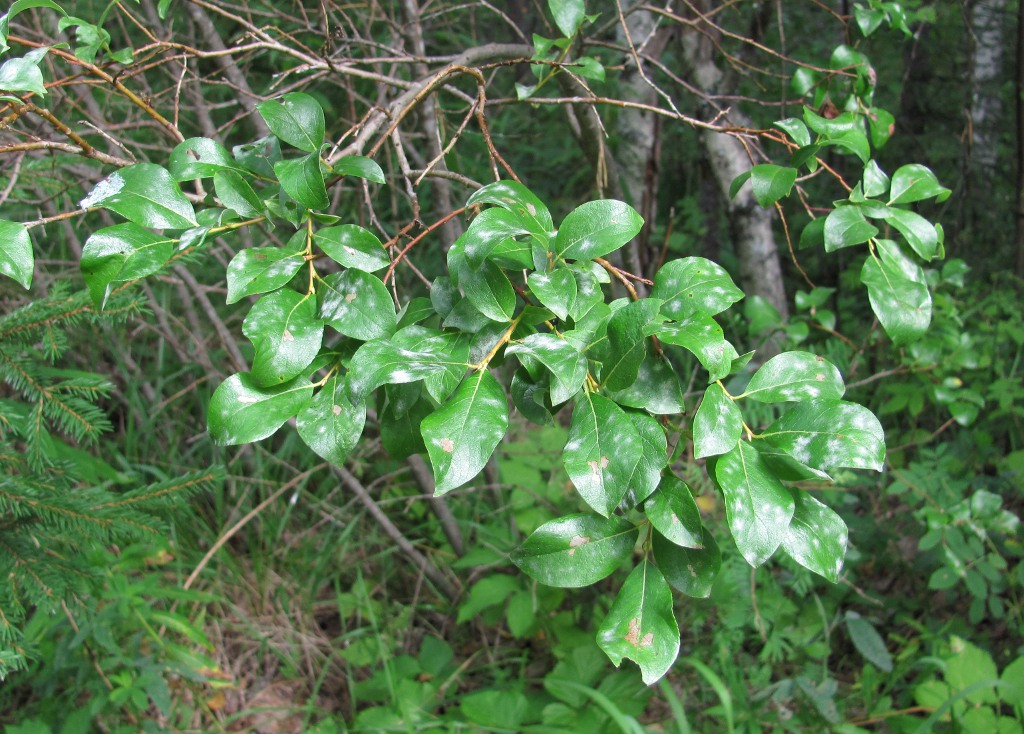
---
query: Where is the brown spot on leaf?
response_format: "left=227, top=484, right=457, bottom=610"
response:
left=344, top=292, right=357, bottom=303
left=282, top=329, right=294, bottom=342
left=332, top=404, right=343, bottom=416
left=626, top=617, right=642, bottom=647
left=567, top=534, right=590, bottom=556
left=440, top=438, right=455, bottom=453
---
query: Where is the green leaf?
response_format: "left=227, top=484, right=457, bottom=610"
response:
left=999, top=656, right=1024, bottom=707
left=563, top=393, right=643, bottom=516
left=862, top=161, right=890, bottom=198
left=652, top=315, right=739, bottom=383
left=607, top=355, right=686, bottom=415
left=693, top=383, right=742, bottom=459
left=748, top=164, right=797, bottom=207
left=169, top=138, right=244, bottom=181
left=888, top=164, right=950, bottom=205
left=883, top=208, right=939, bottom=260
left=80, top=163, right=197, bottom=230
left=855, top=6, right=886, bottom=36
left=511, top=513, right=637, bottom=588
left=333, top=155, right=385, bottom=184
left=421, top=369, right=508, bottom=494
left=758, top=399, right=885, bottom=472
left=652, top=257, right=743, bottom=320
left=868, top=106, right=896, bottom=148
left=319, top=269, right=396, bottom=340
left=296, top=374, right=366, bottom=466
left=242, top=289, right=323, bottom=386
left=597, top=561, right=680, bottom=685
left=844, top=612, right=892, bottom=673
left=1, top=2, right=66, bottom=53
left=554, top=200, right=644, bottom=261
left=729, top=170, right=752, bottom=200
left=572, top=56, right=605, bottom=81
left=645, top=476, right=703, bottom=548
left=601, top=299, right=661, bottom=391
left=207, top=373, right=313, bottom=445
left=80, top=223, right=175, bottom=306
left=225, top=245, right=304, bottom=305
left=783, top=491, right=848, bottom=582
left=462, top=260, right=516, bottom=322
left=803, top=108, right=870, bottom=163
left=824, top=206, right=878, bottom=252
left=860, top=239, right=932, bottom=345
left=0, top=219, right=33, bottom=289
left=257, top=92, right=325, bottom=153
left=274, top=154, right=328, bottom=210
left=506, top=333, right=587, bottom=406
left=653, top=529, right=721, bottom=598
left=740, top=351, right=845, bottom=403
left=214, top=170, right=263, bottom=218
left=528, top=268, right=576, bottom=320
left=315, top=225, right=390, bottom=273
left=946, top=637, right=1000, bottom=704
left=0, top=55, right=46, bottom=96
left=467, top=180, right=553, bottom=236
left=548, top=0, right=585, bottom=37
left=714, top=441, right=795, bottom=567
left=510, top=368, right=555, bottom=426
left=774, top=118, right=812, bottom=147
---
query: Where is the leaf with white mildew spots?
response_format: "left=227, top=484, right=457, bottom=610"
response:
left=782, top=490, right=848, bottom=582
left=713, top=441, right=795, bottom=567
left=693, top=383, right=742, bottom=458
left=758, top=399, right=885, bottom=472
left=80, top=223, right=175, bottom=307
left=510, top=513, right=637, bottom=588
left=319, top=269, right=396, bottom=340
left=597, top=560, right=680, bottom=685
left=467, top=179, right=554, bottom=236
left=740, top=351, right=845, bottom=403
left=651, top=257, right=743, bottom=320
left=653, top=528, right=721, bottom=598
left=619, top=411, right=668, bottom=509
left=528, top=268, right=576, bottom=320
left=225, top=242, right=304, bottom=304
left=606, top=355, right=686, bottom=415
left=296, top=373, right=366, bottom=466
left=421, top=369, right=508, bottom=494
left=315, top=224, right=390, bottom=273
left=861, top=239, right=932, bottom=345
left=207, top=373, right=313, bottom=445
left=645, top=475, right=703, bottom=548
left=506, top=333, right=587, bottom=406
left=601, top=298, right=661, bottom=391
left=80, top=163, right=198, bottom=230
left=346, top=334, right=464, bottom=399
left=243, top=289, right=323, bottom=386
left=554, top=200, right=644, bottom=261
left=651, top=315, right=739, bottom=383
left=563, top=392, right=643, bottom=517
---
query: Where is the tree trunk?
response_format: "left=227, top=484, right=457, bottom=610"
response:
left=679, top=25, right=789, bottom=323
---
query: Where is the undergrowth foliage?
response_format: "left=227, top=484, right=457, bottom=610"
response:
left=0, top=0, right=955, bottom=686
left=0, top=285, right=222, bottom=677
